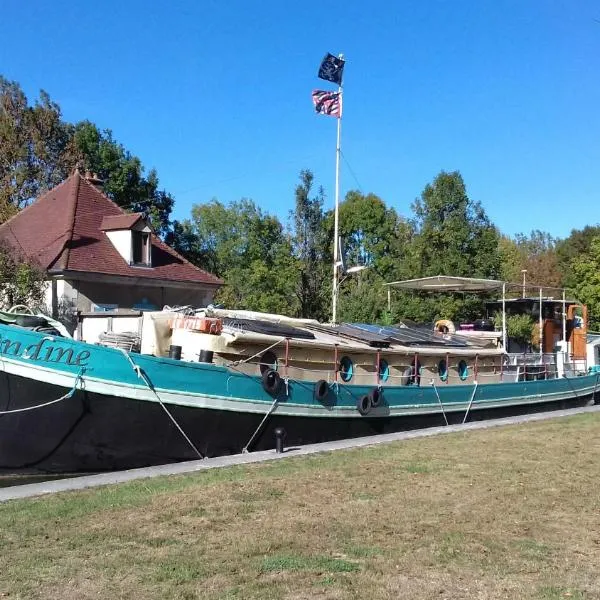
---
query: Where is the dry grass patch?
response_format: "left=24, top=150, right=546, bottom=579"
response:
left=0, top=413, right=600, bottom=599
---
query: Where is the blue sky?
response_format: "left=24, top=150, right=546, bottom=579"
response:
left=2, top=0, right=599, bottom=238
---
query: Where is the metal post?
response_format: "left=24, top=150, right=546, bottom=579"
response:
left=333, top=344, right=339, bottom=383
left=446, top=352, right=449, bottom=384
left=539, top=287, right=543, bottom=356
left=502, top=282, right=507, bottom=351
left=414, top=352, right=419, bottom=386
left=521, top=269, right=527, bottom=299
left=284, top=338, right=290, bottom=379
left=562, top=289, right=567, bottom=342
left=387, top=287, right=391, bottom=312
left=331, top=76, right=343, bottom=324
left=562, top=289, right=568, bottom=368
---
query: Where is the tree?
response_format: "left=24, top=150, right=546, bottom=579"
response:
left=500, top=230, right=561, bottom=290
left=290, top=170, right=329, bottom=320
left=396, top=171, right=501, bottom=323
left=68, top=121, right=174, bottom=236
left=411, top=171, right=500, bottom=279
left=165, top=219, right=206, bottom=267
left=188, top=198, right=299, bottom=314
left=0, top=242, right=46, bottom=309
left=0, top=77, right=71, bottom=220
left=571, top=236, right=600, bottom=330
left=331, top=190, right=414, bottom=323
left=556, top=225, right=600, bottom=290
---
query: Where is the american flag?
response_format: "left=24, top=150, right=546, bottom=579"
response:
left=312, top=90, right=342, bottom=118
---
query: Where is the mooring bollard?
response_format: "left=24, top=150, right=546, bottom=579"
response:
left=274, top=427, right=286, bottom=453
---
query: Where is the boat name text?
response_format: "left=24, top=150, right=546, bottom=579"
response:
left=0, top=334, right=91, bottom=367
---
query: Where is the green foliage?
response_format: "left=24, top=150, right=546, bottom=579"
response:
left=411, top=171, right=501, bottom=280
left=290, top=170, right=329, bottom=319
left=499, top=312, right=535, bottom=345
left=571, top=237, right=600, bottom=330
left=333, top=190, right=414, bottom=323
left=187, top=198, right=299, bottom=314
left=500, top=230, right=560, bottom=290
left=556, top=225, right=600, bottom=290
left=69, top=121, right=174, bottom=236
left=384, top=171, right=501, bottom=324
left=0, top=76, right=72, bottom=219
left=0, top=242, right=46, bottom=308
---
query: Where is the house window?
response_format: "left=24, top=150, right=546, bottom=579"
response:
left=132, top=231, right=151, bottom=265
left=92, top=303, right=118, bottom=313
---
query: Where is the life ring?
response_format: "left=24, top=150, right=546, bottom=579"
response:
left=434, top=319, right=455, bottom=335
left=314, top=379, right=329, bottom=402
left=369, top=388, right=382, bottom=408
left=357, top=394, right=371, bottom=416
left=262, top=369, right=282, bottom=395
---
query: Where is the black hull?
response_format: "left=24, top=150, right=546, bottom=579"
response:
left=0, top=371, right=594, bottom=473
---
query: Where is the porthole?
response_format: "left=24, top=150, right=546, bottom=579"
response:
left=378, top=359, right=390, bottom=382
left=259, top=351, right=278, bottom=376
left=339, top=356, right=354, bottom=382
left=458, top=360, right=468, bottom=381
left=438, top=359, right=448, bottom=382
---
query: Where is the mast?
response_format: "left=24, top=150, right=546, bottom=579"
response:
left=331, top=59, right=343, bottom=324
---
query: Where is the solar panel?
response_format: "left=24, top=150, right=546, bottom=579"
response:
left=350, top=323, right=471, bottom=347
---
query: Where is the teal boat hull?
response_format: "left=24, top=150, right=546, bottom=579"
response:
left=0, top=324, right=596, bottom=472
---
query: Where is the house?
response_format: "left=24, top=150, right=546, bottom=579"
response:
left=0, top=170, right=223, bottom=330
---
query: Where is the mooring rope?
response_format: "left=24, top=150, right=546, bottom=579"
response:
left=0, top=369, right=84, bottom=414
left=242, top=396, right=280, bottom=454
left=229, top=338, right=286, bottom=367
left=462, top=382, right=479, bottom=424
left=430, top=380, right=449, bottom=426
left=117, top=348, right=204, bottom=460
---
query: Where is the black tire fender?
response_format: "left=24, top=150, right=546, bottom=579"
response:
left=262, top=369, right=282, bottom=395
left=314, top=379, right=329, bottom=402
left=357, top=394, right=372, bottom=416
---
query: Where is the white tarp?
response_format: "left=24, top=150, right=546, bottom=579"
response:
left=384, top=275, right=506, bottom=292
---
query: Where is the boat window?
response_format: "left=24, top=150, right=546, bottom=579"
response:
left=438, top=359, right=448, bottom=382
left=259, top=350, right=278, bottom=375
left=378, top=359, right=390, bottom=382
left=339, top=356, right=353, bottom=382
left=458, top=360, right=468, bottom=381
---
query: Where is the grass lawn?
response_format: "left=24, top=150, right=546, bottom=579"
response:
left=1, top=413, right=599, bottom=599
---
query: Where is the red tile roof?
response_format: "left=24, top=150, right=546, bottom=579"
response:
left=99, top=213, right=145, bottom=231
left=0, top=172, right=223, bottom=286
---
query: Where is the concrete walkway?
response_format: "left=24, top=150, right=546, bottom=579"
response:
left=1, top=404, right=599, bottom=502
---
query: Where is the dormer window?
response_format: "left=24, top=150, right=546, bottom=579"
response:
left=132, top=230, right=151, bottom=265
left=100, top=212, right=153, bottom=268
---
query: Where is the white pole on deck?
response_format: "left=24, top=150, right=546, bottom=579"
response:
left=539, top=287, right=543, bottom=356
left=331, top=69, right=343, bottom=324
left=562, top=290, right=567, bottom=343
left=502, top=282, right=507, bottom=352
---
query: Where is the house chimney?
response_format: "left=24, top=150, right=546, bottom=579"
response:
left=84, top=171, right=104, bottom=191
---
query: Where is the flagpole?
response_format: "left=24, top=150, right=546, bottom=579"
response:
left=332, top=67, right=343, bottom=324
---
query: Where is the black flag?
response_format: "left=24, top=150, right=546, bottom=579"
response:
left=318, top=53, right=345, bottom=85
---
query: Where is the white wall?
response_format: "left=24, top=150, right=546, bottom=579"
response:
left=105, top=230, right=132, bottom=263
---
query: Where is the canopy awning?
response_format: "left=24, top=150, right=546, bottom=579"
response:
left=384, top=275, right=506, bottom=293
